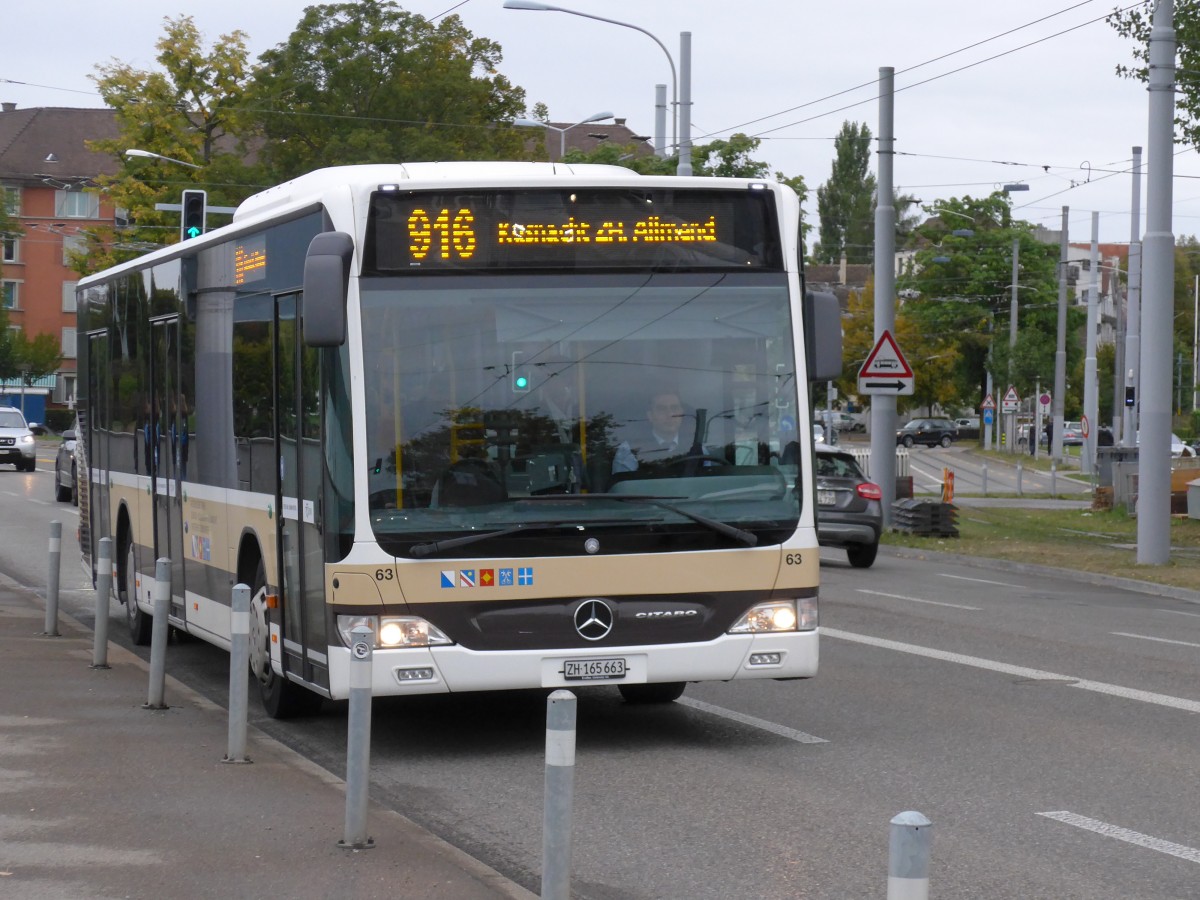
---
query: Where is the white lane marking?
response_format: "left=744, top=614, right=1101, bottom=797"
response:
left=1159, top=609, right=1200, bottom=619
left=823, top=628, right=1200, bottom=714
left=938, top=573, right=1021, bottom=588
left=1112, top=632, right=1200, bottom=649
left=1038, top=812, right=1200, bottom=865
left=857, top=589, right=981, bottom=611
left=678, top=697, right=828, bottom=744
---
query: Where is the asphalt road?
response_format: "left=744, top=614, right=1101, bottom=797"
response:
left=4, top=447, right=1200, bottom=898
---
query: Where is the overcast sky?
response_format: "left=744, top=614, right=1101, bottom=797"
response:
left=3, top=0, right=1192, bottom=248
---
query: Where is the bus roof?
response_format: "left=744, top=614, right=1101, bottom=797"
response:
left=234, top=161, right=642, bottom=223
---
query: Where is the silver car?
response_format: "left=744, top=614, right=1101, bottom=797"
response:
left=55, top=420, right=79, bottom=504
left=0, top=407, right=37, bottom=472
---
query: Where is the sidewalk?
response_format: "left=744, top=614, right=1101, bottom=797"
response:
left=0, top=573, right=536, bottom=900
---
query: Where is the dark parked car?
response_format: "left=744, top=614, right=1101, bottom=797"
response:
left=896, top=417, right=957, bottom=448
left=0, top=407, right=37, bottom=471
left=814, top=445, right=883, bottom=568
left=54, top=420, right=78, bottom=504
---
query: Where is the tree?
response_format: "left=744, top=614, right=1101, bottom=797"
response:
left=839, top=277, right=961, bottom=416
left=896, top=193, right=1065, bottom=412
left=249, top=2, right=530, bottom=181
left=814, top=121, right=876, bottom=264
left=1109, top=3, right=1200, bottom=149
left=84, top=15, right=257, bottom=272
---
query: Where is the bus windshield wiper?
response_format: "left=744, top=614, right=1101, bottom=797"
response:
left=516, top=493, right=757, bottom=547
left=411, top=525, right=527, bottom=558
left=409, top=519, right=627, bottom=558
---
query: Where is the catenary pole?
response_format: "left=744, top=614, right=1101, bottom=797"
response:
left=1052, top=207, right=1069, bottom=462
left=1138, top=0, right=1176, bottom=564
left=1124, top=147, right=1143, bottom=447
left=1083, top=212, right=1100, bottom=475
left=871, top=66, right=897, bottom=528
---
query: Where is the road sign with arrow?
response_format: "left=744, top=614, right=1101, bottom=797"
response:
left=857, top=329, right=914, bottom=395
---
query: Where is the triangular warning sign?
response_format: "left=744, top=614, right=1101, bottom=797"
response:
left=858, top=330, right=914, bottom=379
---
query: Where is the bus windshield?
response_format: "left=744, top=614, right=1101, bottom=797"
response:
left=361, top=272, right=803, bottom=557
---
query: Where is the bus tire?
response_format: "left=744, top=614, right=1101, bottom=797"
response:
left=618, top=682, right=686, bottom=704
left=249, top=562, right=321, bottom=719
left=123, top=539, right=152, bottom=646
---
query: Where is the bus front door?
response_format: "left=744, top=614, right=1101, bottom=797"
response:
left=273, top=294, right=328, bottom=691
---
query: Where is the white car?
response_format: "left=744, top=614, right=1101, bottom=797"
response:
left=0, top=407, right=37, bottom=471
left=1134, top=431, right=1195, bottom=458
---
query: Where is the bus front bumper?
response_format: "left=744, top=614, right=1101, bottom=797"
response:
left=325, top=630, right=819, bottom=699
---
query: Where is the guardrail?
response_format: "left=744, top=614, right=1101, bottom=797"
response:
left=849, top=447, right=910, bottom=478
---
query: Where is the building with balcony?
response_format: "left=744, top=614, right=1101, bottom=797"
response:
left=0, top=103, right=119, bottom=423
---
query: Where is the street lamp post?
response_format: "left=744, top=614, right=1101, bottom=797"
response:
left=511, top=112, right=613, bottom=161
left=503, top=0, right=688, bottom=173
left=123, top=148, right=201, bottom=169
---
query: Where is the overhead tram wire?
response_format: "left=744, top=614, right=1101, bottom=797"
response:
left=695, top=0, right=1147, bottom=148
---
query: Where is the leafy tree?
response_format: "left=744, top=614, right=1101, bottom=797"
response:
left=1109, top=3, right=1200, bottom=149
left=249, top=2, right=530, bottom=181
left=896, top=193, right=1065, bottom=411
left=0, top=307, right=16, bottom=384
left=839, top=277, right=960, bottom=416
left=84, top=15, right=257, bottom=272
left=814, top=121, right=876, bottom=264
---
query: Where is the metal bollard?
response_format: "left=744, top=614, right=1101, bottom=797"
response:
left=981, top=462, right=988, bottom=497
left=1016, top=462, right=1024, bottom=497
left=224, top=583, right=252, bottom=764
left=91, top=537, right=112, bottom=668
left=339, top=625, right=375, bottom=850
left=1050, top=462, right=1057, bottom=499
left=43, top=521, right=62, bottom=636
left=888, top=810, right=932, bottom=900
left=542, top=690, right=577, bottom=900
left=144, top=558, right=171, bottom=709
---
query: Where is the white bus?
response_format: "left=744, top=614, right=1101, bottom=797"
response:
left=76, top=163, right=841, bottom=716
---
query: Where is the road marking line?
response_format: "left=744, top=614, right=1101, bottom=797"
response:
left=857, top=589, right=981, bottom=611
left=1160, top=609, right=1200, bottom=619
left=823, top=628, right=1200, bottom=714
left=678, top=698, right=828, bottom=744
left=1037, top=811, right=1200, bottom=864
left=1112, top=632, right=1200, bottom=649
left=938, top=573, right=1021, bottom=587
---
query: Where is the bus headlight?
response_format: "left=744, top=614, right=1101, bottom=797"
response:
left=337, top=615, right=452, bottom=648
left=728, top=598, right=818, bottom=633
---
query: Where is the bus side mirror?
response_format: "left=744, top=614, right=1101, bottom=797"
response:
left=303, top=231, right=354, bottom=347
left=803, top=289, right=842, bottom=381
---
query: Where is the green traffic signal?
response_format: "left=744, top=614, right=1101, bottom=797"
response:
left=180, top=189, right=207, bottom=241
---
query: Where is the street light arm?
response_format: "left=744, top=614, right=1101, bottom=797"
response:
left=503, top=0, right=677, bottom=154
left=124, top=148, right=201, bottom=169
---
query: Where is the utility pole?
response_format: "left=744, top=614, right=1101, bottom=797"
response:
left=1137, top=0, right=1176, bottom=565
left=1083, top=212, right=1099, bottom=475
left=871, top=66, right=897, bottom=528
left=1052, top=207, right=1069, bottom=462
left=1123, top=147, right=1143, bottom=447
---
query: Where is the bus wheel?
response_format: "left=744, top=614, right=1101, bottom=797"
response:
left=124, top=540, right=152, bottom=646
left=248, top=564, right=321, bottom=719
left=618, top=682, right=686, bottom=704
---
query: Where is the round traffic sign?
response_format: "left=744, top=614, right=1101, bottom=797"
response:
left=1081, top=415, right=1090, bottom=439
left=1039, top=392, right=1051, bottom=407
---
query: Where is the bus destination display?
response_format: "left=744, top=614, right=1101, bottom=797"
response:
left=367, top=188, right=781, bottom=273
left=234, top=234, right=267, bottom=286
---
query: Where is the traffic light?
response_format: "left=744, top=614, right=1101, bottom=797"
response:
left=511, top=351, right=531, bottom=393
left=180, top=189, right=207, bottom=241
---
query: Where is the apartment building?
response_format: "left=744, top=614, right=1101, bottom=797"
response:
left=0, top=103, right=119, bottom=423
